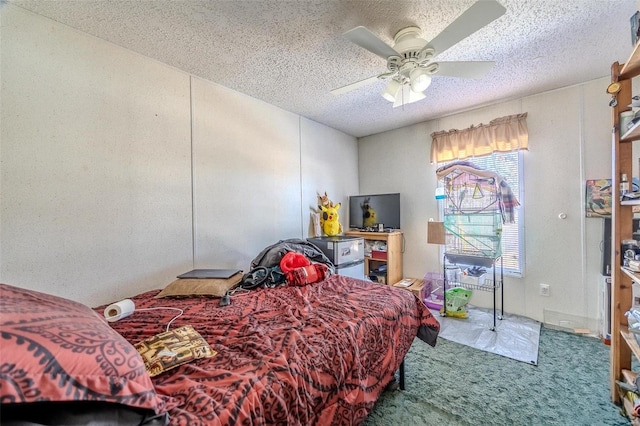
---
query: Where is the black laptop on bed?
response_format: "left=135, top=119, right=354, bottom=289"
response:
left=177, top=269, right=242, bottom=279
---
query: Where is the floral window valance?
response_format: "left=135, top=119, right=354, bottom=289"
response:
left=430, top=113, right=528, bottom=163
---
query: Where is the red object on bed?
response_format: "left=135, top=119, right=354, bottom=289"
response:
left=101, top=275, right=440, bottom=425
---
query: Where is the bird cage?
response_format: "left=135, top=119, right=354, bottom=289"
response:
left=441, top=167, right=502, bottom=260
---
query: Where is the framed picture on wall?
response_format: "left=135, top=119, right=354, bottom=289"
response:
left=586, top=179, right=612, bottom=218
left=586, top=178, right=640, bottom=218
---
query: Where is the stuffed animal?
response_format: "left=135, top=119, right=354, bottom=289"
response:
left=320, top=203, right=343, bottom=236
left=317, top=191, right=335, bottom=231
left=317, top=191, right=334, bottom=209
left=361, top=197, right=378, bottom=228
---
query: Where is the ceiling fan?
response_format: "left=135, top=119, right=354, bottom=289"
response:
left=331, top=0, right=506, bottom=107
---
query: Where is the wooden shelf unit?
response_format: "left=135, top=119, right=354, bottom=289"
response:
left=344, top=230, right=403, bottom=285
left=610, top=44, right=640, bottom=417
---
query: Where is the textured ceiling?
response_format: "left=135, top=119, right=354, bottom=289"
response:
left=7, top=0, right=638, bottom=137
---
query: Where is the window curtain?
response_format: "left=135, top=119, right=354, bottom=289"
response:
left=430, top=113, right=528, bottom=163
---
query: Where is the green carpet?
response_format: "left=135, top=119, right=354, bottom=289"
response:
left=364, top=326, right=629, bottom=425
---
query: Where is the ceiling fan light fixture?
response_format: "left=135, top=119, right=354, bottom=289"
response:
left=381, top=79, right=401, bottom=102
left=334, top=1, right=506, bottom=103
left=410, top=68, right=432, bottom=93
left=393, top=85, right=427, bottom=108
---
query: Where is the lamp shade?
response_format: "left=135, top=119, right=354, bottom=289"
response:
left=410, top=68, right=432, bottom=92
left=393, top=85, right=426, bottom=108
left=381, top=79, right=401, bottom=102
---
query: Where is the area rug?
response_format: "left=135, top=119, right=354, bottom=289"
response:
left=431, top=304, right=541, bottom=365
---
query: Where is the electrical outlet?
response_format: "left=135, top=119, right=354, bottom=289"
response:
left=540, top=283, right=550, bottom=297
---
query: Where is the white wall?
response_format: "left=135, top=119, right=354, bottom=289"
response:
left=359, top=81, right=613, bottom=324
left=0, top=5, right=358, bottom=306
left=1, top=4, right=193, bottom=305
left=191, top=77, right=303, bottom=269
left=300, top=118, right=359, bottom=235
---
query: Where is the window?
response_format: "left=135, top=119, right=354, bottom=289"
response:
left=438, top=151, right=524, bottom=276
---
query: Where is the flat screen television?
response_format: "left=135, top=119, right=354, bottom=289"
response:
left=348, top=193, right=400, bottom=231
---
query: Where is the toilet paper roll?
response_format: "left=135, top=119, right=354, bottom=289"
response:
left=104, top=299, right=135, bottom=322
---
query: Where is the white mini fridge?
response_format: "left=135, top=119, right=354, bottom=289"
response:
left=307, top=236, right=365, bottom=280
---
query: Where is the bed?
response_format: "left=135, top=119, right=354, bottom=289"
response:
left=0, top=274, right=439, bottom=425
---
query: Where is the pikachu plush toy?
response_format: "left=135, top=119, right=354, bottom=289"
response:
left=320, top=204, right=343, bottom=236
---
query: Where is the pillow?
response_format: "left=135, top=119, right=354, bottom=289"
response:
left=134, top=325, right=216, bottom=377
left=154, top=273, right=242, bottom=298
left=0, top=283, right=165, bottom=414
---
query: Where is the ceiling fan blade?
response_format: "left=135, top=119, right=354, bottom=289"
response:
left=427, top=0, right=506, bottom=57
left=343, top=26, right=399, bottom=59
left=330, top=75, right=381, bottom=96
left=392, top=85, right=426, bottom=108
left=435, top=61, right=495, bottom=79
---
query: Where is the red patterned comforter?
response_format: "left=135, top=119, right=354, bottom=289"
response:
left=102, top=275, right=440, bottom=425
